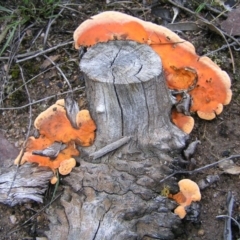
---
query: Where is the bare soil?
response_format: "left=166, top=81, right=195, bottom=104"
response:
left=1, top=0, right=240, bottom=239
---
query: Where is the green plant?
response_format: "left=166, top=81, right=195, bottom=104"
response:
left=0, top=0, right=60, bottom=56
left=194, top=0, right=215, bottom=13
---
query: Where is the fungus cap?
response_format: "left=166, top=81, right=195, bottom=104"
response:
left=174, top=205, right=187, bottom=219
left=178, top=179, right=201, bottom=205
left=50, top=176, right=58, bottom=184
left=169, top=179, right=201, bottom=219
left=171, top=110, right=194, bottom=134
left=59, top=158, right=76, bottom=175
left=73, top=11, right=148, bottom=48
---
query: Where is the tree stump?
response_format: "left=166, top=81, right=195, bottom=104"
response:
left=45, top=41, right=187, bottom=239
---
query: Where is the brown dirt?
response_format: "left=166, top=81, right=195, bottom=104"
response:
left=0, top=0, right=240, bottom=239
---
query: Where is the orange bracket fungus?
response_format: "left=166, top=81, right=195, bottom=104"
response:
left=34, top=99, right=96, bottom=146
left=74, top=11, right=232, bottom=133
left=58, top=158, right=76, bottom=175
left=168, top=179, right=201, bottom=219
left=14, top=98, right=96, bottom=183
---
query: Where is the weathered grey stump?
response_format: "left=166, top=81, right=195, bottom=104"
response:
left=45, top=41, right=187, bottom=240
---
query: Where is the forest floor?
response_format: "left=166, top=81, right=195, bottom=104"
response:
left=0, top=0, right=240, bottom=239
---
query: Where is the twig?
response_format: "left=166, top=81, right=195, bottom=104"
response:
left=30, top=28, right=43, bottom=47
left=14, top=40, right=73, bottom=63
left=43, top=6, right=65, bottom=48
left=204, top=40, right=240, bottom=56
left=7, top=24, right=27, bottom=68
left=217, top=214, right=240, bottom=232
left=58, top=3, right=89, bottom=16
left=0, top=66, right=8, bottom=106
left=216, top=192, right=240, bottom=239
left=89, top=136, right=131, bottom=160
left=0, top=87, right=84, bottom=110
left=43, top=54, right=72, bottom=91
left=223, top=191, right=234, bottom=240
left=18, top=64, right=33, bottom=155
left=159, top=154, right=240, bottom=183
left=202, top=123, right=214, bottom=146
left=44, top=19, right=56, bottom=48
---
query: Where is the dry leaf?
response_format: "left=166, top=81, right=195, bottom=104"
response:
left=40, top=55, right=60, bottom=70
left=218, top=159, right=240, bottom=175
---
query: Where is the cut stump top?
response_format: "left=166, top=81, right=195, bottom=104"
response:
left=80, top=40, right=162, bottom=84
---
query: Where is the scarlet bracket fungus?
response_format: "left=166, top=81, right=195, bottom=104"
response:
left=34, top=99, right=96, bottom=146
left=171, top=110, right=194, bottom=134
left=168, top=179, right=201, bottom=219
left=50, top=176, right=58, bottom=185
left=59, top=158, right=76, bottom=175
left=14, top=99, right=96, bottom=183
left=174, top=205, right=187, bottom=219
left=74, top=11, right=232, bottom=132
left=73, top=12, right=148, bottom=48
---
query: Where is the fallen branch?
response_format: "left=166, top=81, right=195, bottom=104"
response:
left=221, top=191, right=234, bottom=240
left=43, top=54, right=73, bottom=91
left=10, top=40, right=74, bottom=63
left=89, top=136, right=131, bottom=160
left=0, top=87, right=84, bottom=110
left=204, top=40, right=240, bottom=56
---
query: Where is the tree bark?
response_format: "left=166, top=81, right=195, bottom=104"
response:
left=81, top=40, right=186, bottom=157
left=46, top=41, right=187, bottom=240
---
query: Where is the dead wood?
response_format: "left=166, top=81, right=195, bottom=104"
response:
left=46, top=41, right=187, bottom=239
left=0, top=132, right=53, bottom=206
left=0, top=163, right=52, bottom=206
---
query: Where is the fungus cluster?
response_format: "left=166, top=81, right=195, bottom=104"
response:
left=14, top=98, right=96, bottom=183
left=168, top=179, right=201, bottom=218
left=73, top=11, right=232, bottom=134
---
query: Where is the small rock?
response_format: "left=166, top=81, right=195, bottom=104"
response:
left=14, top=141, right=20, bottom=148
left=198, top=175, right=220, bottom=190
left=198, top=229, right=205, bottom=236
left=183, top=139, right=201, bottom=160
left=213, top=192, right=218, bottom=198
left=9, top=215, right=17, bottom=224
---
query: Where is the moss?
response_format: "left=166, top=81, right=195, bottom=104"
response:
left=8, top=89, right=27, bottom=106
left=23, top=61, right=39, bottom=77
left=161, top=185, right=170, bottom=197
left=10, top=65, right=20, bottom=79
